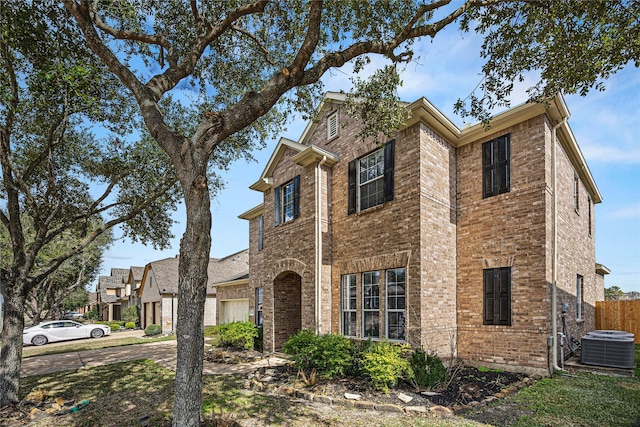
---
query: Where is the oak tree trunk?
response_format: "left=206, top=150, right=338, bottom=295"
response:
left=172, top=166, right=211, bottom=427
left=0, top=281, right=28, bottom=406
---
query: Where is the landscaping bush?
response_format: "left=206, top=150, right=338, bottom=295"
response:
left=254, top=325, right=263, bottom=352
left=122, top=306, right=139, bottom=324
left=283, top=330, right=354, bottom=379
left=361, top=340, right=412, bottom=394
left=204, top=325, right=218, bottom=338
left=124, top=322, right=136, bottom=329
left=409, top=349, right=447, bottom=390
left=144, top=324, right=162, bottom=336
left=108, top=322, right=122, bottom=331
left=214, top=321, right=258, bottom=350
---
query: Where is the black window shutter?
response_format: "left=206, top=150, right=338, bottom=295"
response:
left=384, top=139, right=395, bottom=202
left=273, top=186, right=280, bottom=226
left=483, top=270, right=495, bottom=324
left=348, top=160, right=356, bottom=214
left=497, top=267, right=511, bottom=325
left=293, top=175, right=300, bottom=219
left=482, top=141, right=494, bottom=198
left=496, top=135, right=510, bottom=194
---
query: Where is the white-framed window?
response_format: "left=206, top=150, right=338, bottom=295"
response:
left=348, top=140, right=395, bottom=214
left=255, top=287, right=263, bottom=326
left=386, top=268, right=406, bottom=341
left=362, top=271, right=380, bottom=338
left=257, top=215, right=264, bottom=251
left=359, top=149, right=385, bottom=211
left=576, top=275, right=584, bottom=320
left=574, top=172, right=580, bottom=212
left=327, top=111, right=338, bottom=139
left=341, top=274, right=357, bottom=337
left=274, top=175, right=300, bottom=226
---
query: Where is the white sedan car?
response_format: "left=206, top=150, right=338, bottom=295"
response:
left=23, top=321, right=111, bottom=346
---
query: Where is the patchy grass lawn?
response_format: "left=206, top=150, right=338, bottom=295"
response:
left=11, top=345, right=639, bottom=426
left=16, top=360, right=487, bottom=427
left=21, top=335, right=175, bottom=358
left=464, top=344, right=640, bottom=427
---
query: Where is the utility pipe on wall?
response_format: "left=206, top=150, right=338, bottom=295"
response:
left=551, top=117, right=567, bottom=373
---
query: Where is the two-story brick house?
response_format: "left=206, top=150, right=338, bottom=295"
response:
left=239, top=92, right=607, bottom=375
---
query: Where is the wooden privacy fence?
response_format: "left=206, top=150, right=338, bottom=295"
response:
left=595, top=300, right=640, bottom=343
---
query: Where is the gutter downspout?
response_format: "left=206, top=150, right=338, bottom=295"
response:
left=315, top=155, right=327, bottom=334
left=551, top=117, right=567, bottom=373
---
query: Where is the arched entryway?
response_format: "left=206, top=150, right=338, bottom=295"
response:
left=273, top=271, right=302, bottom=350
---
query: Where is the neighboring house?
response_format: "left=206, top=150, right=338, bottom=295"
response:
left=139, top=250, right=249, bottom=334
left=239, top=92, right=607, bottom=375
left=80, top=291, right=98, bottom=315
left=120, top=266, right=145, bottom=313
left=96, top=268, right=128, bottom=321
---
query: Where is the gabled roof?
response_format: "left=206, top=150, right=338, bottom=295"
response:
left=247, top=91, right=602, bottom=204
left=110, top=268, right=129, bottom=280
left=127, top=266, right=145, bottom=286
left=138, top=249, right=249, bottom=296
left=249, top=138, right=339, bottom=192
left=98, top=275, right=125, bottom=290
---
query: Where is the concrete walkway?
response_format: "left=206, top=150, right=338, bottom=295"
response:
left=20, top=338, right=288, bottom=377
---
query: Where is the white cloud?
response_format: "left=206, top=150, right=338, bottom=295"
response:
left=611, top=203, right=640, bottom=219
left=581, top=144, right=640, bottom=164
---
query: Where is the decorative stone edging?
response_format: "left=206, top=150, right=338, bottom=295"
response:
left=247, top=369, right=535, bottom=417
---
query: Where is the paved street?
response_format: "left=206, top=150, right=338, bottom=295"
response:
left=20, top=337, right=288, bottom=377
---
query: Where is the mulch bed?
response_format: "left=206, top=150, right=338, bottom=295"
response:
left=251, top=363, right=529, bottom=409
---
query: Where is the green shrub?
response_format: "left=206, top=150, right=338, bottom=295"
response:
left=124, top=322, right=136, bottom=329
left=361, top=340, right=412, bottom=394
left=409, top=349, right=447, bottom=390
left=122, top=306, right=139, bottom=324
left=215, top=321, right=258, bottom=350
left=204, top=325, right=218, bottom=338
left=144, top=324, right=162, bottom=336
left=108, top=322, right=122, bottom=331
left=254, top=325, right=263, bottom=352
left=88, top=305, right=99, bottom=320
left=283, top=330, right=354, bottom=379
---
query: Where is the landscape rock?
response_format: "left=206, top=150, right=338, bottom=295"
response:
left=397, top=392, right=413, bottom=403
left=405, top=406, right=428, bottom=414
left=421, top=391, right=440, bottom=396
left=430, top=405, right=453, bottom=417
left=374, top=404, right=404, bottom=413
left=344, top=392, right=361, bottom=400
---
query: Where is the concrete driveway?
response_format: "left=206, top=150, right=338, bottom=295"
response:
left=20, top=338, right=288, bottom=377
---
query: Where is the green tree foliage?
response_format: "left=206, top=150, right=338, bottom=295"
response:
left=62, top=1, right=638, bottom=424
left=605, top=286, right=625, bottom=300
left=0, top=2, right=182, bottom=405
left=122, top=306, right=140, bottom=324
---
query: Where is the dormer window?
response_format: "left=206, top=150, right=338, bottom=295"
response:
left=327, top=111, right=338, bottom=140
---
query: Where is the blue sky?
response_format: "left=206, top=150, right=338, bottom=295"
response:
left=98, top=27, right=640, bottom=294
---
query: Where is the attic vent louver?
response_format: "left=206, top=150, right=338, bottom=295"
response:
left=327, top=111, right=338, bottom=139
left=581, top=330, right=635, bottom=369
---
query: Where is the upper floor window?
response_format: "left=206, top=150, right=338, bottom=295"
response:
left=574, top=173, right=580, bottom=212
left=327, top=111, right=338, bottom=139
left=257, top=215, right=264, bottom=251
left=274, top=175, right=300, bottom=226
left=588, top=196, right=592, bottom=236
left=482, top=134, right=510, bottom=198
left=483, top=267, right=511, bottom=326
left=348, top=140, right=395, bottom=214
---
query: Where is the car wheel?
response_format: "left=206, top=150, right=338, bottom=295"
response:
left=90, top=328, right=104, bottom=338
left=31, top=335, right=48, bottom=346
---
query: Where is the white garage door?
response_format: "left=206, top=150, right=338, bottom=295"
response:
left=220, top=299, right=249, bottom=324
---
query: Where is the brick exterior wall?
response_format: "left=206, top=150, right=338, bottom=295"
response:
left=243, top=97, right=603, bottom=373
left=457, top=116, right=550, bottom=374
